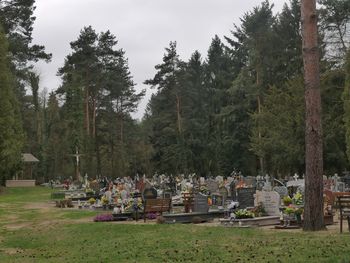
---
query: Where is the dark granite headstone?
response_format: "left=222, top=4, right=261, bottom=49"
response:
left=142, top=187, right=157, bottom=200
left=237, top=187, right=256, bottom=209
left=194, top=193, right=209, bottom=213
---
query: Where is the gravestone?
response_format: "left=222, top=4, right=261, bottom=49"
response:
left=207, top=179, right=219, bottom=194
left=337, top=182, right=345, bottom=192
left=256, top=175, right=265, bottom=191
left=237, top=187, right=256, bottom=209
left=254, top=190, right=280, bottom=216
left=244, top=176, right=256, bottom=187
left=273, top=186, right=288, bottom=198
left=193, top=193, right=209, bottom=213
left=215, top=176, right=224, bottom=184
left=262, top=174, right=272, bottom=191
left=219, top=186, right=228, bottom=206
left=142, top=187, right=157, bottom=200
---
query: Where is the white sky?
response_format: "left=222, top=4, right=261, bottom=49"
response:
left=32, top=0, right=286, bottom=119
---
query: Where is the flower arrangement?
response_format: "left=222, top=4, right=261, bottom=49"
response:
left=125, top=198, right=143, bottom=212
left=101, top=196, right=109, bottom=205
left=252, top=203, right=267, bottom=217
left=284, top=205, right=303, bottom=215
left=88, top=198, right=96, bottom=205
left=283, top=196, right=292, bottom=206
left=147, top=212, right=157, bottom=219
left=292, top=192, right=303, bottom=205
left=234, top=209, right=255, bottom=219
left=284, top=206, right=296, bottom=215
left=93, top=214, right=114, bottom=222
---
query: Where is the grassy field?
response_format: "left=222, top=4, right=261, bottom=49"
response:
left=1, top=187, right=350, bottom=262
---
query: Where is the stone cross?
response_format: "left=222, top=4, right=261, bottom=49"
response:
left=293, top=173, right=299, bottom=181
left=264, top=174, right=270, bottom=183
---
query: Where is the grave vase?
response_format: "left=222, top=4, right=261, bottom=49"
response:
left=295, top=214, right=302, bottom=225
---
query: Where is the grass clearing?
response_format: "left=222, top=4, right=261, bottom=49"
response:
left=0, top=187, right=350, bottom=262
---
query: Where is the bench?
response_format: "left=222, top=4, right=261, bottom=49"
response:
left=336, top=195, right=350, bottom=233
left=143, top=198, right=171, bottom=222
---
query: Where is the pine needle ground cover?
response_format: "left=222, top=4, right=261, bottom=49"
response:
left=1, top=188, right=350, bottom=263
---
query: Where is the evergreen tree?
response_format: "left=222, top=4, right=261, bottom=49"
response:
left=145, top=42, right=189, bottom=174
left=0, top=27, right=24, bottom=184
left=343, top=51, right=350, bottom=165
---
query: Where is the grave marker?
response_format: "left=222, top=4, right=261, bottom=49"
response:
left=194, top=193, right=209, bottom=213
left=254, top=190, right=280, bottom=216
left=142, top=187, right=157, bottom=200
left=237, top=187, right=256, bottom=208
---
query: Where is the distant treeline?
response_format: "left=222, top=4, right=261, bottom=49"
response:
left=0, top=0, right=349, bottom=184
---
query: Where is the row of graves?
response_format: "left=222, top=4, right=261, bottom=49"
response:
left=52, top=172, right=350, bottom=228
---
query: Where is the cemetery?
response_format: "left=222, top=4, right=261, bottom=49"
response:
left=2, top=0, right=350, bottom=261
left=46, top=172, right=350, bottom=231
left=2, top=173, right=350, bottom=262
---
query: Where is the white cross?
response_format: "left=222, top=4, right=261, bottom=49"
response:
left=71, top=147, right=83, bottom=167
left=264, top=174, right=270, bottom=182
left=293, top=173, right=299, bottom=181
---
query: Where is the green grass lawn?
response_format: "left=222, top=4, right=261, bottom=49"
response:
left=1, top=187, right=350, bottom=263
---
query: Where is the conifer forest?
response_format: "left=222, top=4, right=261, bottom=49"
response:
left=0, top=0, right=350, bottom=184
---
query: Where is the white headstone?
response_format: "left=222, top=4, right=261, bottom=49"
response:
left=254, top=190, right=280, bottom=216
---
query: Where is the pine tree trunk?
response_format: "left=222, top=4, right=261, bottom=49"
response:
left=176, top=93, right=182, bottom=134
left=85, top=87, right=90, bottom=136
left=301, top=0, right=324, bottom=231
left=257, top=94, right=264, bottom=176
left=92, top=98, right=96, bottom=138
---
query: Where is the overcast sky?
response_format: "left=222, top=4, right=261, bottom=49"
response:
left=32, top=0, right=286, bottom=119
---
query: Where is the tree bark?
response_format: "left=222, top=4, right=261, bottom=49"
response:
left=176, top=93, right=182, bottom=134
left=84, top=87, right=90, bottom=136
left=92, top=98, right=96, bottom=138
left=301, top=0, right=324, bottom=231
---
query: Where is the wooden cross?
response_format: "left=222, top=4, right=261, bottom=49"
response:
left=69, top=146, right=84, bottom=181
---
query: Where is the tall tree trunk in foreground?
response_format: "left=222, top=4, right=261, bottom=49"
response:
left=301, top=0, right=324, bottom=231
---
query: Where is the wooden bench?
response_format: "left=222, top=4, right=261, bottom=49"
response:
left=336, top=195, right=350, bottom=233
left=143, top=198, right=171, bottom=222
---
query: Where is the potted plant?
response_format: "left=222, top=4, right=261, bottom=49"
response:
left=283, top=205, right=296, bottom=226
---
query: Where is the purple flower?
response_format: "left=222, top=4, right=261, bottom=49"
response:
left=147, top=212, right=157, bottom=219
left=94, top=214, right=114, bottom=222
